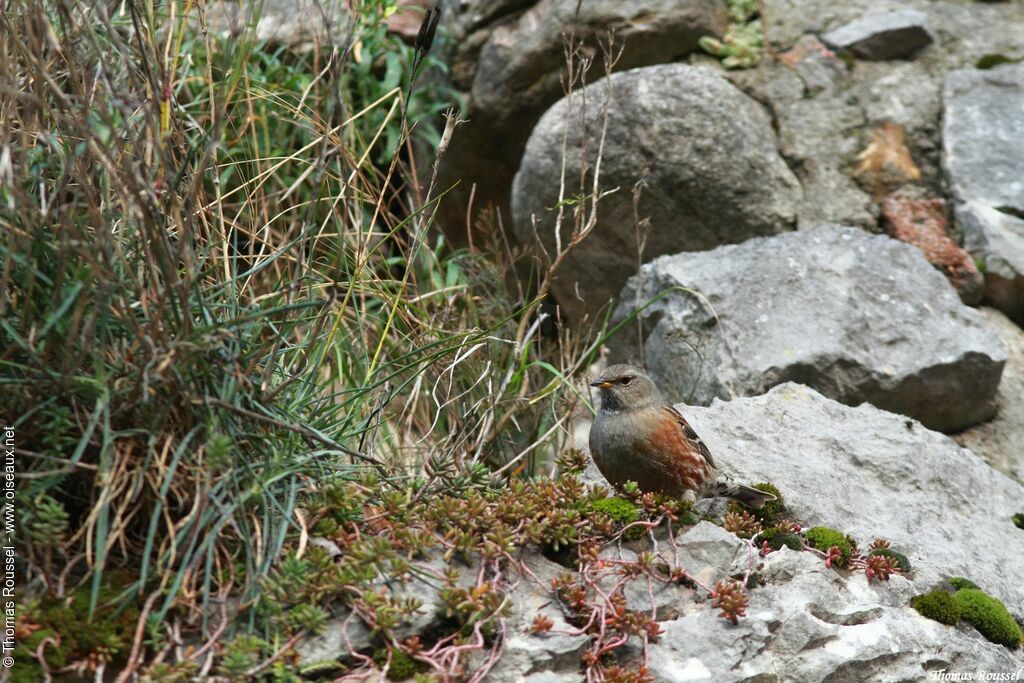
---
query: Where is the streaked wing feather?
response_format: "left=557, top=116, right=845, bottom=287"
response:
left=663, top=405, right=716, bottom=469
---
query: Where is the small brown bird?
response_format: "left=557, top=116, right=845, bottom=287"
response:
left=588, top=364, right=775, bottom=508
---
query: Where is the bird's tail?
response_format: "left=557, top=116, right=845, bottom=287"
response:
left=710, top=479, right=776, bottom=509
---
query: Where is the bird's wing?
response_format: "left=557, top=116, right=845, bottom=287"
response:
left=663, top=405, right=716, bottom=470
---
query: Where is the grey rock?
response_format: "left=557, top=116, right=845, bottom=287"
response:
left=674, top=522, right=751, bottom=587
left=725, top=59, right=878, bottom=231
left=822, top=10, right=934, bottom=60
left=597, top=521, right=751, bottom=617
left=444, top=0, right=535, bottom=34
left=295, top=611, right=373, bottom=665
left=437, top=0, right=729, bottom=239
left=512, top=64, right=800, bottom=320
left=679, top=383, right=1024, bottom=613
left=958, top=201, right=1024, bottom=323
left=956, top=307, right=1024, bottom=485
left=943, top=62, right=1024, bottom=214
left=476, top=551, right=589, bottom=680
left=639, top=547, right=1022, bottom=681
left=764, top=0, right=1024, bottom=70
left=576, top=381, right=1024, bottom=678
left=203, top=0, right=351, bottom=49
left=611, top=224, right=1006, bottom=432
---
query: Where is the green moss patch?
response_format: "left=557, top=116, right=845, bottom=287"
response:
left=804, top=526, right=854, bottom=567
left=948, top=577, right=979, bottom=591
left=757, top=527, right=803, bottom=552
left=954, top=589, right=1023, bottom=649
left=911, top=590, right=961, bottom=625
left=591, top=497, right=645, bottom=540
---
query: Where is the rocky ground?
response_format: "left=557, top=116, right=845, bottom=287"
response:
left=213, top=0, right=1024, bottom=678
left=448, top=0, right=1024, bottom=678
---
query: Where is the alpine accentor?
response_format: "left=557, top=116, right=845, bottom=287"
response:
left=588, top=364, right=775, bottom=508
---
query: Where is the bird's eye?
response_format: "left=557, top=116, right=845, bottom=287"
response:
left=621, top=376, right=633, bottom=385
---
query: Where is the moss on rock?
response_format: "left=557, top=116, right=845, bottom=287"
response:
left=804, top=526, right=855, bottom=567
left=954, top=588, right=1023, bottom=648
left=911, top=590, right=961, bottom=625
left=757, top=527, right=803, bottom=552
left=591, top=497, right=645, bottom=540
left=948, top=577, right=979, bottom=591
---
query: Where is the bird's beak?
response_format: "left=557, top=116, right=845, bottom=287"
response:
left=590, top=379, right=612, bottom=389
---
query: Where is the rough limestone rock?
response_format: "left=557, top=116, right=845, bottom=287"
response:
left=512, top=64, right=800, bottom=320
left=677, top=383, right=1024, bottom=613
left=724, top=0, right=1024, bottom=232
left=943, top=62, right=1024, bottom=215
left=611, top=224, right=1005, bottom=432
left=567, top=386, right=1024, bottom=680
left=958, top=201, right=1024, bottom=324
left=437, top=0, right=729, bottom=237
left=821, top=10, right=934, bottom=60
left=956, top=308, right=1024, bottom=485
left=481, top=551, right=590, bottom=681
left=635, top=549, right=1022, bottom=681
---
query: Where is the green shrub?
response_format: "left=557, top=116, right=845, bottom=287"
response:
left=911, top=590, right=961, bottom=625
left=1013, top=513, right=1023, bottom=530
left=804, top=526, right=855, bottom=567
left=954, top=589, right=1023, bottom=648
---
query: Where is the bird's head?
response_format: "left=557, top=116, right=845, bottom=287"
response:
left=589, top=364, right=664, bottom=413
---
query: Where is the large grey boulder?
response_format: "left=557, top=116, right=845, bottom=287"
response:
left=821, top=10, right=934, bottom=60
left=956, top=307, right=1024, bottom=485
left=958, top=201, right=1024, bottom=324
left=437, top=0, right=729, bottom=238
left=512, top=64, right=801, bottom=320
left=611, top=224, right=1005, bottom=432
left=677, top=383, right=1024, bottom=614
left=943, top=62, right=1024, bottom=215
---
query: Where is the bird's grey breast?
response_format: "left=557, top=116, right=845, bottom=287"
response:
left=589, top=409, right=642, bottom=485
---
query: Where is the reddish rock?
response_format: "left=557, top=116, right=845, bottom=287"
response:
left=882, top=194, right=983, bottom=305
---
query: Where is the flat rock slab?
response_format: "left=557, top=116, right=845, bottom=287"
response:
left=512, top=63, right=800, bottom=321
left=611, top=224, right=1005, bottom=432
left=822, top=9, right=933, bottom=60
left=943, top=62, right=1024, bottom=215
